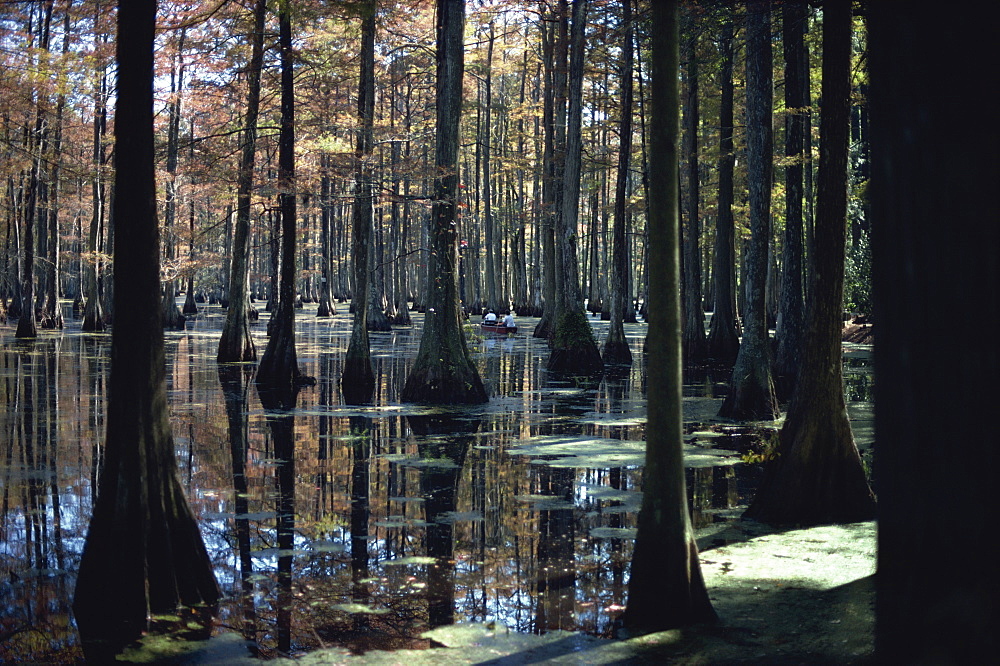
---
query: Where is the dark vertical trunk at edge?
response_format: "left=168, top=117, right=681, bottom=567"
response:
left=871, top=4, right=998, bottom=662
left=73, top=1, right=219, bottom=655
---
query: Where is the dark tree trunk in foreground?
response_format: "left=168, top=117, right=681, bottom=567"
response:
left=218, top=0, right=266, bottom=363
left=342, top=0, right=377, bottom=405
left=706, top=13, right=739, bottom=366
left=719, top=0, right=778, bottom=420
left=548, top=0, right=603, bottom=374
left=743, top=0, right=874, bottom=526
left=622, top=0, right=716, bottom=633
left=73, top=1, right=219, bottom=654
left=257, top=2, right=304, bottom=400
left=870, top=5, right=999, bottom=662
left=401, top=0, right=487, bottom=405
left=773, top=0, right=807, bottom=400
left=602, top=0, right=633, bottom=367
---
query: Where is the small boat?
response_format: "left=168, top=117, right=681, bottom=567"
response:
left=480, top=321, right=517, bottom=335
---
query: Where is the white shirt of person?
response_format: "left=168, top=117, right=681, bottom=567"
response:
left=503, top=313, right=515, bottom=327
left=485, top=311, right=497, bottom=322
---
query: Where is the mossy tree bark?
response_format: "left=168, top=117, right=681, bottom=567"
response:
left=705, top=13, right=739, bottom=366
left=401, top=0, right=487, bottom=405
left=719, top=0, right=778, bottom=421
left=342, top=0, right=377, bottom=405
left=73, top=1, right=219, bottom=654
left=870, top=3, right=999, bottom=662
left=548, top=0, right=602, bottom=375
left=622, top=0, right=716, bottom=631
left=218, top=0, right=266, bottom=363
left=601, top=0, right=633, bottom=367
left=256, top=0, right=303, bottom=402
left=744, top=0, right=874, bottom=526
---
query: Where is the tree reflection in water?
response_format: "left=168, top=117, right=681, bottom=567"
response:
left=0, top=309, right=823, bottom=660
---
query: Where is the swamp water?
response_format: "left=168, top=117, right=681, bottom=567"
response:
left=0, top=304, right=874, bottom=662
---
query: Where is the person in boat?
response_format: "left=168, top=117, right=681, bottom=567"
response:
left=484, top=310, right=498, bottom=323
left=503, top=312, right=515, bottom=329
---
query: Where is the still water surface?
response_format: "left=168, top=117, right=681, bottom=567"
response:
left=0, top=304, right=872, bottom=661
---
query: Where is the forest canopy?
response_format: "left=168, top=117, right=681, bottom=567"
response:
left=0, top=1, right=871, bottom=331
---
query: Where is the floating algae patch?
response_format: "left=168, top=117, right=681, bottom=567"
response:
left=508, top=436, right=740, bottom=469
left=326, top=603, right=389, bottom=615
left=589, top=527, right=638, bottom=539
left=289, top=622, right=689, bottom=665
left=514, top=495, right=577, bottom=511
left=383, top=556, right=437, bottom=566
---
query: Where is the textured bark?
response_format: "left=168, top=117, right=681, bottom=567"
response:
left=744, top=0, right=874, bottom=527
left=401, top=0, right=487, bottom=405
left=342, top=1, right=377, bottom=405
left=548, top=0, right=603, bottom=375
left=681, top=18, right=706, bottom=364
left=602, top=0, right=633, bottom=368
left=161, top=27, right=187, bottom=331
left=73, top=1, right=219, bottom=654
left=773, top=1, right=808, bottom=399
left=533, top=1, right=566, bottom=339
left=870, top=3, right=999, bottom=662
left=257, top=1, right=303, bottom=400
left=705, top=14, right=738, bottom=366
left=622, top=0, right=716, bottom=632
left=719, top=0, right=778, bottom=420
left=82, top=47, right=108, bottom=333
left=217, top=0, right=265, bottom=361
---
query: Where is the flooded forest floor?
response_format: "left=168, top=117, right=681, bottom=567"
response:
left=1, top=302, right=875, bottom=664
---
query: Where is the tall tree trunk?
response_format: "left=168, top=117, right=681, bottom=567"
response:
left=257, top=0, right=304, bottom=401
left=73, top=1, right=219, bottom=655
left=533, top=1, right=567, bottom=338
left=317, top=155, right=336, bottom=317
left=15, top=2, right=54, bottom=339
left=161, top=27, right=187, bottom=330
left=743, top=0, right=874, bottom=525
left=871, top=4, right=999, bottom=662
left=342, top=0, right=377, bottom=404
left=82, top=28, right=108, bottom=333
left=482, top=21, right=499, bottom=313
left=601, top=0, right=633, bottom=366
left=719, top=0, right=779, bottom=420
left=681, top=17, right=706, bottom=364
left=773, top=1, right=808, bottom=399
left=218, top=0, right=266, bottom=362
left=401, top=0, right=487, bottom=405
left=548, top=0, right=602, bottom=374
left=705, top=13, right=738, bottom=365
left=622, top=0, right=716, bottom=631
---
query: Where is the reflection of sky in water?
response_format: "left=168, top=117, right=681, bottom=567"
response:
left=0, top=308, right=873, bottom=660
